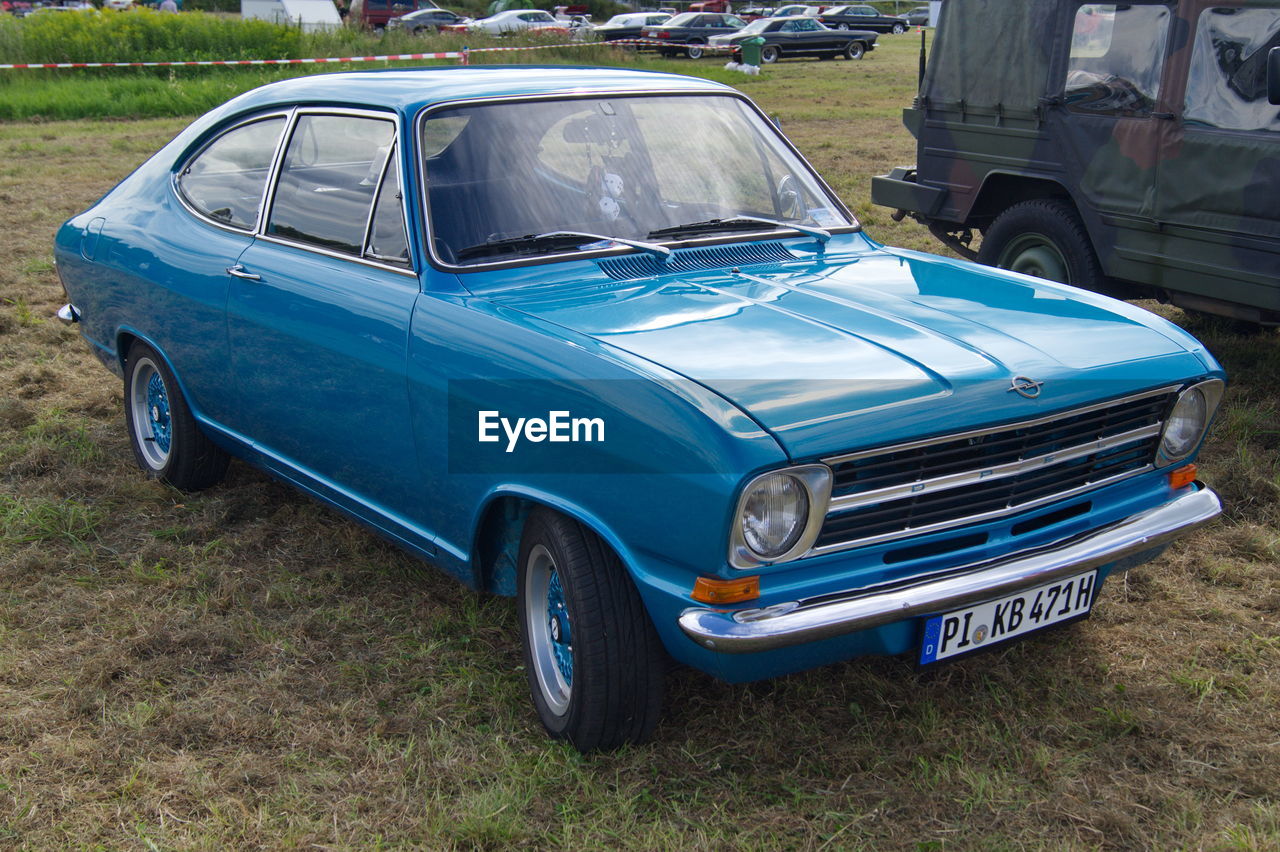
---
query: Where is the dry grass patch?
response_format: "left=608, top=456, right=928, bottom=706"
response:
left=0, top=38, right=1278, bottom=849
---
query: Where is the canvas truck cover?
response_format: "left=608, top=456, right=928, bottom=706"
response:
left=881, top=0, right=1280, bottom=321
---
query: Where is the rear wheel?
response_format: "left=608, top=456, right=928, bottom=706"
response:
left=976, top=198, right=1104, bottom=289
left=124, top=342, right=229, bottom=491
left=836, top=22, right=850, bottom=29
left=686, top=40, right=705, bottom=59
left=760, top=45, right=780, bottom=63
left=517, top=508, right=666, bottom=751
left=844, top=40, right=865, bottom=60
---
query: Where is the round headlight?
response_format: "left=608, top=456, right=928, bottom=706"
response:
left=1161, top=386, right=1209, bottom=462
left=740, top=473, right=810, bottom=559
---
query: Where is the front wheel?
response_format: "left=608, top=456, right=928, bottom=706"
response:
left=844, top=40, right=865, bottom=60
left=124, top=342, right=229, bottom=491
left=517, top=508, right=666, bottom=751
left=976, top=198, right=1104, bottom=288
left=836, top=22, right=849, bottom=29
left=760, top=45, right=780, bottom=63
left=685, top=41, right=705, bottom=59
left=892, top=22, right=906, bottom=33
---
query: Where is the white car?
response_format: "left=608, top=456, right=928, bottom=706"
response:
left=104, top=0, right=134, bottom=8
left=464, top=9, right=569, bottom=35
left=771, top=4, right=820, bottom=16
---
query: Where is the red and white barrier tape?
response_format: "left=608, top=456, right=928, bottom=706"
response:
left=0, top=38, right=731, bottom=70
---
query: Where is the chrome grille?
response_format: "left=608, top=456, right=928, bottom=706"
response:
left=813, top=387, right=1178, bottom=554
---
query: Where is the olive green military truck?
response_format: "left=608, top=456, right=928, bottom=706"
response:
left=873, top=0, right=1280, bottom=325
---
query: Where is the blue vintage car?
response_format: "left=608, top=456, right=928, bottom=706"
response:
left=54, top=67, right=1225, bottom=751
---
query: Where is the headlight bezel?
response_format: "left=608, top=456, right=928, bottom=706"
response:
left=1157, top=378, right=1224, bottom=468
left=729, top=464, right=832, bottom=569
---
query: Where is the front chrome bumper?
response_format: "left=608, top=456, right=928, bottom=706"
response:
left=679, top=486, right=1221, bottom=654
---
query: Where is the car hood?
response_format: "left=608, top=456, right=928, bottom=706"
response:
left=483, top=242, right=1212, bottom=458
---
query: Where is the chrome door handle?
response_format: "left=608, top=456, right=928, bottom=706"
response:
left=227, top=264, right=261, bottom=281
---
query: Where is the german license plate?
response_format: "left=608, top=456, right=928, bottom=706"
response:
left=919, top=570, right=1098, bottom=665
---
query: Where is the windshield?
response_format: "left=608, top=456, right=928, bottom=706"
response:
left=740, top=18, right=772, bottom=32
left=420, top=94, right=853, bottom=266
left=665, top=12, right=697, bottom=25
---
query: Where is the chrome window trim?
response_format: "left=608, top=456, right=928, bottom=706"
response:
left=171, top=109, right=294, bottom=236
left=412, top=89, right=859, bottom=274
left=821, top=384, right=1181, bottom=467
left=257, top=106, right=418, bottom=277
left=827, top=423, right=1161, bottom=513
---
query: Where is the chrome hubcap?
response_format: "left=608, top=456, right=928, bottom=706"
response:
left=525, top=544, right=573, bottom=715
left=130, top=358, right=172, bottom=470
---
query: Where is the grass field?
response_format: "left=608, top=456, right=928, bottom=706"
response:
left=2, top=36, right=1279, bottom=849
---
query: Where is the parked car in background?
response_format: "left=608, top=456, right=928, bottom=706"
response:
left=593, top=12, right=670, bottom=41
left=349, top=0, right=439, bottom=30
left=55, top=66, right=1225, bottom=752
left=905, top=5, right=930, bottom=26
left=771, top=4, right=820, bottom=17
left=451, top=8, right=568, bottom=35
left=640, top=11, right=746, bottom=57
left=711, top=15, right=877, bottom=62
left=819, top=4, right=908, bottom=32
left=872, top=0, right=1280, bottom=324
left=387, top=7, right=469, bottom=32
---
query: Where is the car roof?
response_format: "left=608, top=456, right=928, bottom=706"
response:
left=209, top=67, right=734, bottom=123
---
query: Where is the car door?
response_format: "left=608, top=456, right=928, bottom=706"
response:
left=163, top=112, right=290, bottom=426
left=226, top=110, right=424, bottom=516
left=1153, top=1, right=1280, bottom=311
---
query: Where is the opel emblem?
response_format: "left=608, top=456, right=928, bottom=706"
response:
left=1008, top=376, right=1044, bottom=399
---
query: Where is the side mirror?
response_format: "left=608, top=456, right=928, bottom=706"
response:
left=1270, top=46, right=1280, bottom=106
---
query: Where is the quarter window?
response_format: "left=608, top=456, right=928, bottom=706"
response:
left=177, top=116, right=286, bottom=231
left=1064, top=4, right=1170, bottom=115
left=267, top=114, right=396, bottom=256
left=365, top=145, right=411, bottom=267
left=1184, top=7, right=1280, bottom=131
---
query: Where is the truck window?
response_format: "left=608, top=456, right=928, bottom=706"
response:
left=1064, top=3, right=1170, bottom=115
left=1183, top=7, right=1280, bottom=131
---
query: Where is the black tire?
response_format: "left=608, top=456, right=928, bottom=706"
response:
left=685, top=40, right=705, bottom=59
left=891, top=21, right=906, bottom=33
left=844, top=40, right=865, bottom=60
left=517, top=507, right=666, bottom=751
left=760, top=45, right=780, bottom=63
left=976, top=198, right=1104, bottom=289
left=123, top=341, right=229, bottom=491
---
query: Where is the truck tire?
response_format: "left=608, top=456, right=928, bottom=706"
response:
left=977, top=199, right=1104, bottom=289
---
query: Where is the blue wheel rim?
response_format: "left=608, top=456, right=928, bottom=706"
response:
left=547, top=569, right=573, bottom=685
left=525, top=543, right=573, bottom=715
left=146, top=372, right=172, bottom=454
left=129, top=357, right=173, bottom=471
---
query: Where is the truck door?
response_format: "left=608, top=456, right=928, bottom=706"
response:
left=1052, top=2, right=1173, bottom=276
left=1152, top=2, right=1280, bottom=315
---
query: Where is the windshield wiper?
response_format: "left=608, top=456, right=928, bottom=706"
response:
left=455, top=231, right=672, bottom=263
left=647, top=216, right=832, bottom=245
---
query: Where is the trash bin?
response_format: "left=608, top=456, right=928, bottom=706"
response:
left=739, top=36, right=765, bottom=67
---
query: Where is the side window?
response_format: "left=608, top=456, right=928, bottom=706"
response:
left=365, top=146, right=411, bottom=267
left=781, top=20, right=800, bottom=31
left=267, top=114, right=396, bottom=256
left=1184, top=7, right=1280, bottom=131
left=1064, top=3, right=1170, bottom=115
left=177, top=116, right=285, bottom=230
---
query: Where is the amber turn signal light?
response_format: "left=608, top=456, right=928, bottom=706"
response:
left=692, top=575, right=760, bottom=604
left=1168, top=463, right=1198, bottom=490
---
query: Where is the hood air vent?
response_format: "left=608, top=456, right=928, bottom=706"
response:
left=597, top=241, right=795, bottom=280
